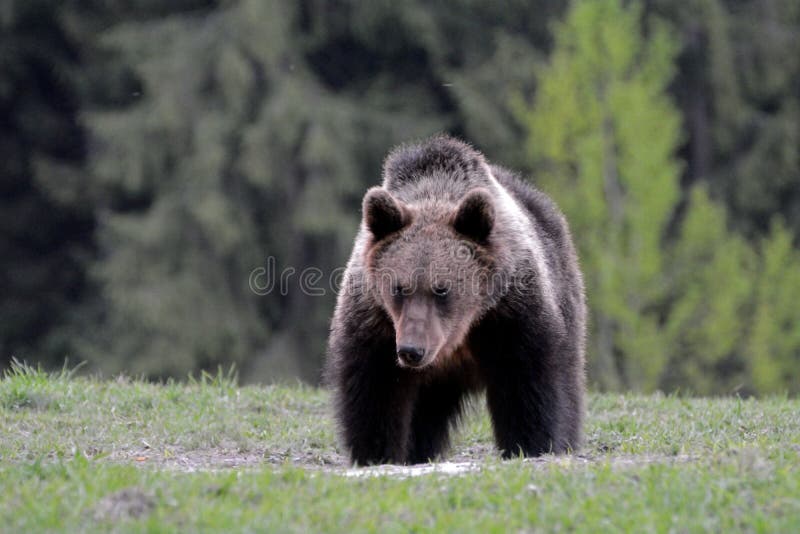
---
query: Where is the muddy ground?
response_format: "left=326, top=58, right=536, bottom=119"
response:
left=105, top=444, right=697, bottom=478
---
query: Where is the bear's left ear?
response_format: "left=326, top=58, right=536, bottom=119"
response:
left=453, top=188, right=495, bottom=244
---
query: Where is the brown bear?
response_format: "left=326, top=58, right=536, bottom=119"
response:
left=325, top=135, right=586, bottom=465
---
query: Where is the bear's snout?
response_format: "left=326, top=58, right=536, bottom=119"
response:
left=397, top=345, right=426, bottom=367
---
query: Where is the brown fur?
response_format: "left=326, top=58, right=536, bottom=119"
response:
left=325, top=135, right=586, bottom=465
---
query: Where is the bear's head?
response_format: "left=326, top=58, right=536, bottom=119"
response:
left=362, top=186, right=499, bottom=370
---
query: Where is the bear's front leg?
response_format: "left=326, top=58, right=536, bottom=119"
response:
left=329, top=336, right=416, bottom=465
left=484, top=368, right=563, bottom=458
left=407, top=376, right=468, bottom=464
left=473, top=316, right=580, bottom=458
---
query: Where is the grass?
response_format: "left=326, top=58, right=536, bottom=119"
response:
left=1, top=362, right=799, bottom=532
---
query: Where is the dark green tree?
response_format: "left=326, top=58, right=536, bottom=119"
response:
left=648, top=0, right=800, bottom=239
left=0, top=0, right=94, bottom=367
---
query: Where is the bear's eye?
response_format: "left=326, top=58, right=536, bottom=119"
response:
left=432, top=284, right=450, bottom=299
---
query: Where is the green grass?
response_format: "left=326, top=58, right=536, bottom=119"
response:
left=1, top=363, right=799, bottom=532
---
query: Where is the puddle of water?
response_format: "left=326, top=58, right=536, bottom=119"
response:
left=334, top=454, right=698, bottom=479
left=340, top=461, right=481, bottom=478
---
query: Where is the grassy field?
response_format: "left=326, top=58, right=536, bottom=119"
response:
left=1, top=364, right=798, bottom=532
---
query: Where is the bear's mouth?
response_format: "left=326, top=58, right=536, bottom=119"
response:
left=396, top=358, right=433, bottom=371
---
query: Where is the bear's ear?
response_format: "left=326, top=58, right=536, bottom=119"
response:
left=363, top=187, right=409, bottom=241
left=453, top=188, right=494, bottom=244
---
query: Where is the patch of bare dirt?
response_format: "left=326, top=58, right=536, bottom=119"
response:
left=108, top=446, right=346, bottom=472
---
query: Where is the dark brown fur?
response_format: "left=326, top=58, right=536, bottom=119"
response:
left=325, top=135, right=586, bottom=465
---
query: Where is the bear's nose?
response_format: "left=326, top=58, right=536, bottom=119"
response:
left=397, top=345, right=426, bottom=366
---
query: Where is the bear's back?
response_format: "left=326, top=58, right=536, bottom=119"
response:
left=489, top=165, right=570, bottom=245
left=491, top=164, right=586, bottom=343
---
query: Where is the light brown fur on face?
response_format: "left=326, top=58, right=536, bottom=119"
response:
left=392, top=295, right=444, bottom=368
left=365, top=200, right=495, bottom=370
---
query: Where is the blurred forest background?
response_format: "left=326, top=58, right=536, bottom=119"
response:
left=1, top=0, right=798, bottom=394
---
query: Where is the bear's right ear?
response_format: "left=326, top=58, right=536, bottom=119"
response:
left=453, top=188, right=495, bottom=244
left=363, top=187, right=409, bottom=241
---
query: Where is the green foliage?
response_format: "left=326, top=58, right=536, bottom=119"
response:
left=80, top=1, right=421, bottom=380
left=747, top=219, right=800, bottom=394
left=662, top=186, right=755, bottom=394
left=519, top=0, right=682, bottom=390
